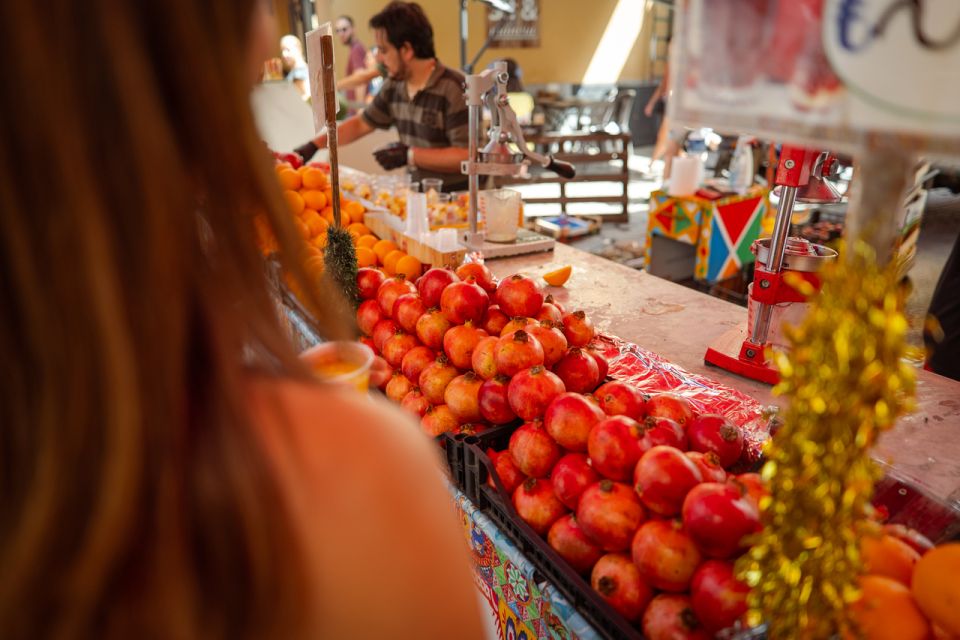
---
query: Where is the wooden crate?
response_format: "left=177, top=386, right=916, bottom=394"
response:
left=364, top=211, right=466, bottom=268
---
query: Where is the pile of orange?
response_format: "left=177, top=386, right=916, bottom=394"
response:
left=360, top=238, right=422, bottom=280
left=849, top=533, right=960, bottom=640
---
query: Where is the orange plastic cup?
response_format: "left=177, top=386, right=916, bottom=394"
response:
left=300, top=341, right=374, bottom=392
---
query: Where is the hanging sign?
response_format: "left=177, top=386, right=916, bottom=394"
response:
left=487, top=0, right=540, bottom=48
left=669, top=0, right=960, bottom=156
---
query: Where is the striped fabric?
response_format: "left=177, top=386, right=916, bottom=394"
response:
left=362, top=60, right=469, bottom=188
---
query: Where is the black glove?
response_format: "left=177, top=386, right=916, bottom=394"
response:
left=373, top=142, right=409, bottom=171
left=294, top=140, right=319, bottom=163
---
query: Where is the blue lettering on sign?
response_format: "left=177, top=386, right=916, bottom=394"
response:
left=837, top=0, right=960, bottom=53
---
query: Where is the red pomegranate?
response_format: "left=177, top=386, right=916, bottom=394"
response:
left=682, top=482, right=761, bottom=559
left=687, top=414, right=744, bottom=469
left=418, top=354, right=459, bottom=405
left=470, top=336, right=499, bottom=380
left=416, top=267, right=459, bottom=308
left=551, top=453, right=600, bottom=510
left=508, top=420, right=562, bottom=478
left=481, top=304, right=510, bottom=336
left=357, top=267, right=386, bottom=301
left=595, top=380, right=648, bottom=421
left=400, top=387, right=431, bottom=417
left=372, top=318, right=400, bottom=352
left=544, top=293, right=566, bottom=314
left=381, top=330, right=418, bottom=368
left=385, top=371, right=416, bottom=403
left=440, top=278, right=489, bottom=324
left=494, top=329, right=545, bottom=377
left=576, top=480, right=646, bottom=552
left=420, top=404, right=459, bottom=437
left=415, top=307, right=451, bottom=350
left=499, top=316, right=537, bottom=337
left=590, top=553, right=654, bottom=623
left=548, top=514, right=604, bottom=575
left=357, top=299, right=384, bottom=337
left=507, top=366, right=566, bottom=422
left=561, top=310, right=595, bottom=347
left=586, top=347, right=610, bottom=380
left=392, top=293, right=426, bottom=334
left=554, top=347, right=601, bottom=393
left=544, top=392, right=605, bottom=452
left=631, top=520, right=703, bottom=592
left=359, top=336, right=377, bottom=354
left=444, top=372, right=484, bottom=423
left=587, top=415, right=643, bottom=481
left=536, top=301, right=564, bottom=324
left=442, top=322, right=488, bottom=370
left=487, top=448, right=525, bottom=494
left=646, top=393, right=697, bottom=430
left=686, top=451, right=727, bottom=483
left=400, top=345, right=436, bottom=384
left=512, top=477, right=567, bottom=535
left=732, top=473, right=768, bottom=512
left=377, top=275, right=417, bottom=317
left=634, top=446, right=704, bottom=516
left=638, top=416, right=687, bottom=454
left=642, top=594, right=710, bottom=640
left=690, top=560, right=750, bottom=634
left=455, top=261, right=496, bottom=293
left=478, top=375, right=517, bottom=425
left=496, top=274, right=544, bottom=318
left=454, top=422, right=490, bottom=437
left=526, top=321, right=568, bottom=368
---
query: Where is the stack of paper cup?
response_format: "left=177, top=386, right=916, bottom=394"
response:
left=668, top=155, right=702, bottom=197
left=405, top=192, right=428, bottom=237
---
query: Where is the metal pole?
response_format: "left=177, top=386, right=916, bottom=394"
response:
left=467, top=103, right=481, bottom=237
left=749, top=185, right=797, bottom=345
left=460, top=0, right=469, bottom=71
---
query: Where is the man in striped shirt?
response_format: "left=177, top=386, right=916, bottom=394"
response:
left=295, top=2, right=469, bottom=190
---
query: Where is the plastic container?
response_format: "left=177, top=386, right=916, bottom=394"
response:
left=729, top=136, right=755, bottom=194
left=300, top=341, right=374, bottom=391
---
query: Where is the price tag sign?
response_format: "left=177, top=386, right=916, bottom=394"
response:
left=670, top=0, right=960, bottom=156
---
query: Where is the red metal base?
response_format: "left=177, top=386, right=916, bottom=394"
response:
left=704, top=344, right=780, bottom=385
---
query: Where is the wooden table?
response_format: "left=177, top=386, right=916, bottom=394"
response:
left=487, top=243, right=960, bottom=511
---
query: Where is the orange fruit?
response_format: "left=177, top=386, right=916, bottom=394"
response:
left=348, top=222, right=371, bottom=237
left=862, top=533, right=920, bottom=586
left=356, top=246, right=377, bottom=268
left=304, top=255, right=325, bottom=278
left=277, top=168, right=302, bottom=191
left=357, top=234, right=379, bottom=250
left=294, top=217, right=310, bottom=238
left=373, top=239, right=398, bottom=263
left=912, top=542, right=960, bottom=636
left=301, top=189, right=328, bottom=211
left=302, top=211, right=327, bottom=237
left=345, top=200, right=366, bottom=223
left=338, top=207, right=353, bottom=227
left=849, top=575, right=931, bottom=640
left=543, top=265, right=572, bottom=287
left=320, top=206, right=335, bottom=226
left=312, top=233, right=328, bottom=249
left=302, top=167, right=328, bottom=190
left=383, top=249, right=406, bottom=275
left=395, top=254, right=422, bottom=280
left=298, top=206, right=318, bottom=221
left=283, top=190, right=305, bottom=216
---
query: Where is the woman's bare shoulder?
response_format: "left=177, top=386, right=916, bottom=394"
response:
left=246, top=376, right=484, bottom=638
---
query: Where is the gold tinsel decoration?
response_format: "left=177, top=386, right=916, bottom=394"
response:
left=736, top=242, right=915, bottom=639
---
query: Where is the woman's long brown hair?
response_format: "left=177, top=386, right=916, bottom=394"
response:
left=0, top=2, right=347, bottom=637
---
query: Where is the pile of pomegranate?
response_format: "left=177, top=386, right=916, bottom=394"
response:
left=358, top=263, right=763, bottom=638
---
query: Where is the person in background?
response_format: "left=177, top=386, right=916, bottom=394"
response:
left=335, top=15, right=373, bottom=112
left=643, top=44, right=683, bottom=180
left=295, top=1, right=470, bottom=191
left=0, top=1, right=484, bottom=638
left=925, top=233, right=960, bottom=381
left=281, top=33, right=310, bottom=99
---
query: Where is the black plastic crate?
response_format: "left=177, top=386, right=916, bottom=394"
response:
left=438, top=431, right=469, bottom=491
left=462, top=429, right=644, bottom=640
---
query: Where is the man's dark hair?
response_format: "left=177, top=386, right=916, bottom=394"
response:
left=337, top=15, right=354, bottom=26
left=369, top=2, right=435, bottom=59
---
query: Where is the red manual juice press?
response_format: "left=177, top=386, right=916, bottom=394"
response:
left=704, top=145, right=841, bottom=384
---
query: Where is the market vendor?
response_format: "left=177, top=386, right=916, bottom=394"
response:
left=295, top=1, right=469, bottom=190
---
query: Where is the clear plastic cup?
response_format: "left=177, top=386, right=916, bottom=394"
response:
left=421, top=178, right=443, bottom=193
left=481, top=188, right=522, bottom=242
left=300, top=341, right=374, bottom=392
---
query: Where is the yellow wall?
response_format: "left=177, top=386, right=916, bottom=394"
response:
left=314, top=0, right=656, bottom=85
